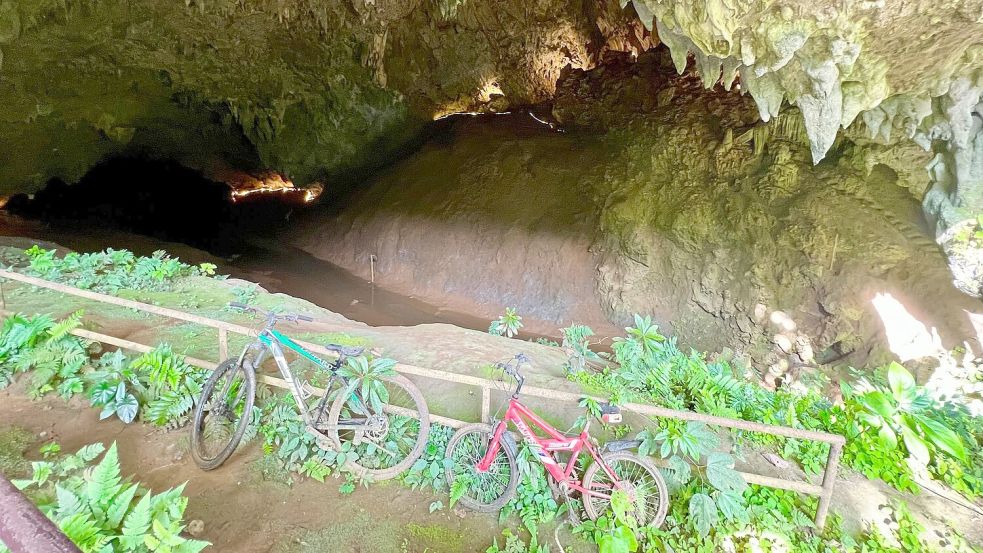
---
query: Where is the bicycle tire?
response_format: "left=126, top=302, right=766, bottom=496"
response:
left=581, top=451, right=669, bottom=527
left=190, top=358, right=256, bottom=471
left=325, top=373, right=430, bottom=481
left=444, top=423, right=518, bottom=512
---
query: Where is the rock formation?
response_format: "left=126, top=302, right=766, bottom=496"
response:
left=295, top=50, right=982, bottom=373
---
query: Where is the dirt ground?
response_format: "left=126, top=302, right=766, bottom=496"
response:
left=0, top=388, right=516, bottom=553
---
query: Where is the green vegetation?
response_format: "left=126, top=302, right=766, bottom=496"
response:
left=0, top=312, right=208, bottom=428
left=489, top=308, right=524, bottom=338
left=0, top=310, right=88, bottom=398
left=638, top=421, right=747, bottom=537
left=87, top=346, right=208, bottom=427
left=23, top=246, right=217, bottom=293
left=5, top=442, right=208, bottom=553
left=849, top=362, right=967, bottom=464
left=562, top=324, right=601, bottom=373
left=485, top=529, right=549, bottom=553
left=574, top=491, right=641, bottom=553
left=403, top=424, right=454, bottom=492
left=3, top=244, right=982, bottom=551
left=558, top=316, right=983, bottom=551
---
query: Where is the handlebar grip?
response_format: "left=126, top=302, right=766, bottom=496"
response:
left=229, top=302, right=249, bottom=310
left=298, top=315, right=314, bottom=322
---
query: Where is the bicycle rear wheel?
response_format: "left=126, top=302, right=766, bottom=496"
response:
left=326, top=373, right=430, bottom=481
left=444, top=424, right=518, bottom=512
left=190, top=358, right=256, bottom=471
left=581, top=451, right=668, bottom=527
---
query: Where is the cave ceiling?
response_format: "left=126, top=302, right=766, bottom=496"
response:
left=0, top=0, right=981, bottom=227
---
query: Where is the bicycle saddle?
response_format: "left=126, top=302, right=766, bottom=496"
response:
left=323, top=343, right=365, bottom=357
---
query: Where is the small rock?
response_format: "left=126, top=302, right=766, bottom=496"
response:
left=762, top=452, right=791, bottom=469
left=753, top=303, right=767, bottom=321
left=187, top=519, right=205, bottom=537
left=773, top=334, right=794, bottom=354
left=768, top=358, right=789, bottom=375
left=38, top=431, right=48, bottom=439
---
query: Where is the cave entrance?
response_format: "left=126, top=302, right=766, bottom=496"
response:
left=0, top=155, right=535, bottom=335
left=3, top=157, right=303, bottom=255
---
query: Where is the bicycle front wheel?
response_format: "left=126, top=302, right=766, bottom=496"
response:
left=326, top=373, right=430, bottom=481
left=444, top=424, right=518, bottom=512
left=582, top=451, right=668, bottom=527
left=190, top=358, right=256, bottom=471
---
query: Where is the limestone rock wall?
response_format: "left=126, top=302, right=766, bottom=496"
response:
left=295, top=51, right=982, bottom=373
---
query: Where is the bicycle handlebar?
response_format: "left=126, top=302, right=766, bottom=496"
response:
left=228, top=303, right=314, bottom=324
left=497, top=353, right=530, bottom=397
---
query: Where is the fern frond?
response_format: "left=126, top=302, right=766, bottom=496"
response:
left=85, top=443, right=122, bottom=518
left=144, top=389, right=195, bottom=427
left=58, top=512, right=103, bottom=549
left=47, top=311, right=84, bottom=341
left=54, top=485, right=84, bottom=520
left=106, top=483, right=140, bottom=529
left=119, top=492, right=153, bottom=550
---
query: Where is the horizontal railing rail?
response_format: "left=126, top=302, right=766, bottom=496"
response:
left=0, top=269, right=844, bottom=528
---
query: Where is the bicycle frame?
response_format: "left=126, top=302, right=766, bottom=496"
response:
left=241, top=328, right=366, bottom=430
left=476, top=397, right=625, bottom=500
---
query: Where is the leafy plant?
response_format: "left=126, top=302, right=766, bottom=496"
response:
left=499, top=444, right=564, bottom=536
left=22, top=246, right=215, bottom=293
left=561, top=324, right=600, bottom=373
left=612, top=315, right=665, bottom=370
left=132, top=345, right=207, bottom=427
left=485, top=529, right=549, bottom=553
left=0, top=311, right=88, bottom=398
left=403, top=424, right=453, bottom=492
left=637, top=421, right=747, bottom=537
left=6, top=442, right=209, bottom=553
left=86, top=346, right=206, bottom=427
left=87, top=350, right=145, bottom=424
left=337, top=355, right=398, bottom=414
left=574, top=491, right=640, bottom=553
left=231, top=284, right=259, bottom=306
left=489, top=308, right=523, bottom=338
left=849, top=362, right=967, bottom=465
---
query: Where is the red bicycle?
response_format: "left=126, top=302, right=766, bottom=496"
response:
left=445, top=354, right=668, bottom=526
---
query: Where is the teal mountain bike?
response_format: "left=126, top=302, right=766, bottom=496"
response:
left=191, top=303, right=430, bottom=480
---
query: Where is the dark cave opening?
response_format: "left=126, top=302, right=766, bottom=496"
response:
left=3, top=157, right=306, bottom=256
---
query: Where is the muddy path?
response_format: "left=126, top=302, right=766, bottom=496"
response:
left=0, top=387, right=513, bottom=552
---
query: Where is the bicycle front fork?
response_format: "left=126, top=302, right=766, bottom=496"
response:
left=476, top=421, right=515, bottom=472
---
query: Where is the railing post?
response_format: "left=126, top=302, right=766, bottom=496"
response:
left=0, top=474, right=81, bottom=553
left=814, top=439, right=844, bottom=529
left=218, top=328, right=228, bottom=362
left=480, top=386, right=490, bottom=423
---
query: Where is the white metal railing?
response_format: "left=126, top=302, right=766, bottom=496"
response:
left=0, top=269, right=844, bottom=528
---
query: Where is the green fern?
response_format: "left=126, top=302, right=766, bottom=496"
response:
left=119, top=493, right=153, bottom=550
left=47, top=310, right=83, bottom=341
left=15, top=441, right=210, bottom=552
left=1, top=312, right=89, bottom=397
